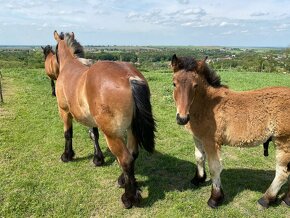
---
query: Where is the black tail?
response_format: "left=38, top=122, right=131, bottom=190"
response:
left=130, top=78, right=156, bottom=153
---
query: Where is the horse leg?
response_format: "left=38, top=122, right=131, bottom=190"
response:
left=205, top=144, right=224, bottom=208
left=263, top=138, right=271, bottom=157
left=282, top=165, right=290, bottom=207
left=191, top=137, right=207, bottom=186
left=92, top=127, right=105, bottom=166
left=118, top=128, right=139, bottom=188
left=60, top=111, right=75, bottom=162
left=51, top=79, right=56, bottom=96
left=105, top=135, right=140, bottom=209
left=258, top=147, right=290, bottom=208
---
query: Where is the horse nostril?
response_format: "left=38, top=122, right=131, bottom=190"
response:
left=176, top=113, right=190, bottom=125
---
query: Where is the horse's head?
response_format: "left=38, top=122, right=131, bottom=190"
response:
left=171, top=54, right=201, bottom=125
left=41, top=45, right=54, bottom=60
left=171, top=54, right=222, bottom=125
left=54, top=31, right=84, bottom=64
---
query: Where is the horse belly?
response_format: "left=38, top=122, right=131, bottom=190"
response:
left=223, top=121, right=272, bottom=147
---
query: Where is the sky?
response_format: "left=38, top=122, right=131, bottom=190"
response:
left=0, top=0, right=290, bottom=47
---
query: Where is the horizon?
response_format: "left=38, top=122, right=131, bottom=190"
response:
left=1, top=0, right=290, bottom=47
left=0, top=45, right=288, bottom=49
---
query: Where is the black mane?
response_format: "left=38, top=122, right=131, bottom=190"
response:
left=199, top=63, right=222, bottom=88
left=41, top=45, right=54, bottom=60
left=172, top=54, right=222, bottom=87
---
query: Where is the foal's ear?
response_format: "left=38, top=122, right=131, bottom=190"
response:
left=54, top=30, right=61, bottom=41
left=171, top=54, right=179, bottom=72
left=196, top=56, right=208, bottom=72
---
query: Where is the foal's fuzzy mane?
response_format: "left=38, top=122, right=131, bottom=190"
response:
left=198, top=61, right=222, bottom=88
left=174, top=56, right=222, bottom=88
left=60, top=32, right=85, bottom=58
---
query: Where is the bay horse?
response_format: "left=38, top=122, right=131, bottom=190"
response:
left=41, top=45, right=59, bottom=96
left=171, top=54, right=290, bottom=208
left=54, top=31, right=156, bottom=208
left=42, top=42, right=102, bottom=166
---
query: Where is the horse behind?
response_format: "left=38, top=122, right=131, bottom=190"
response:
left=54, top=31, right=156, bottom=208
left=171, top=54, right=290, bottom=209
left=41, top=45, right=59, bottom=96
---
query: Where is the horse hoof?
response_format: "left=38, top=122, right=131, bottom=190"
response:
left=61, top=151, right=75, bottom=162
left=207, top=198, right=220, bottom=209
left=257, top=197, right=269, bottom=209
left=93, top=156, right=105, bottom=167
left=121, top=190, right=142, bottom=209
left=282, top=196, right=290, bottom=207
left=207, top=188, right=224, bottom=209
left=61, top=155, right=73, bottom=162
left=121, top=193, right=133, bottom=209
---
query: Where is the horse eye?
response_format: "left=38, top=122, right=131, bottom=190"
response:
left=173, top=83, right=176, bottom=87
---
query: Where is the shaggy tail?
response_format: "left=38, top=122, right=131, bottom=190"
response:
left=130, top=78, right=156, bottom=153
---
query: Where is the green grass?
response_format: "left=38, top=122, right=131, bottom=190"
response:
left=0, top=68, right=290, bottom=217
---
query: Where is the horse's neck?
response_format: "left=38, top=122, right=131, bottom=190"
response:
left=191, top=85, right=225, bottom=112
left=58, top=53, right=74, bottom=73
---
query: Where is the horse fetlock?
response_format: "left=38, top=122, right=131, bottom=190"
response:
left=207, top=187, right=224, bottom=209
left=93, top=154, right=105, bottom=166
left=191, top=170, right=207, bottom=186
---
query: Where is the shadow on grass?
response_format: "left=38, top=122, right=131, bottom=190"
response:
left=73, top=148, right=115, bottom=167
left=134, top=150, right=282, bottom=208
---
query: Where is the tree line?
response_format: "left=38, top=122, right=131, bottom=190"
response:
left=0, top=47, right=289, bottom=73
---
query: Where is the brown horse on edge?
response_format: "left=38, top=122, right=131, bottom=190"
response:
left=54, top=31, right=156, bottom=208
left=42, top=40, right=103, bottom=167
left=171, top=54, right=290, bottom=209
left=41, top=45, right=59, bottom=96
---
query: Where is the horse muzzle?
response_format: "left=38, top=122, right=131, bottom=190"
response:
left=176, top=113, right=190, bottom=125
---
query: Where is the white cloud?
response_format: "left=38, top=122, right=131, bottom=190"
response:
left=0, top=0, right=290, bottom=46
left=177, top=0, right=190, bottom=4
left=250, top=12, right=270, bottom=17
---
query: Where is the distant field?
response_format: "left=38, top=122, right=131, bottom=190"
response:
left=0, top=67, right=290, bottom=217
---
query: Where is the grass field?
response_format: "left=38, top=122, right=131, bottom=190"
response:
left=0, top=67, right=290, bottom=217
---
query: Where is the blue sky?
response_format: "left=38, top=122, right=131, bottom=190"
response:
left=0, top=0, right=290, bottom=47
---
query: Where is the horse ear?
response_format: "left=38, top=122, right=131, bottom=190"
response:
left=54, top=30, right=61, bottom=41
left=197, top=57, right=207, bottom=73
left=71, top=32, right=75, bottom=40
left=171, top=54, right=179, bottom=72
left=41, top=46, right=44, bottom=50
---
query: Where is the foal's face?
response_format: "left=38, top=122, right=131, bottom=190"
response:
left=173, top=71, right=198, bottom=125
